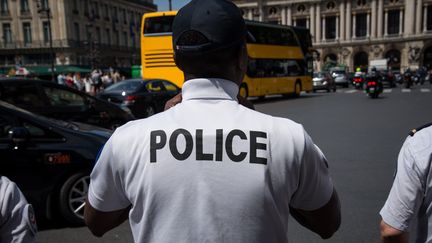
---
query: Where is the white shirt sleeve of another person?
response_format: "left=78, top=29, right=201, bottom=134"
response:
left=0, top=176, right=38, bottom=243
left=380, top=136, right=424, bottom=231
left=290, top=130, right=334, bottom=211
left=87, top=134, right=131, bottom=212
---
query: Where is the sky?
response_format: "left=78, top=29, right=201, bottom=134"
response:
left=153, top=0, right=191, bottom=11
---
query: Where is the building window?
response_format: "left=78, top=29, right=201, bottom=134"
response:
left=105, top=28, right=111, bottom=45
left=74, top=23, right=80, bottom=42
left=42, top=21, right=51, bottom=43
left=20, top=0, right=29, bottom=13
left=40, top=0, right=49, bottom=10
left=84, top=0, right=89, bottom=16
left=427, top=6, right=432, bottom=31
left=86, top=25, right=91, bottom=42
left=356, top=13, right=367, bottom=37
left=2, top=23, right=12, bottom=44
left=104, top=4, right=109, bottom=20
left=1, top=0, right=9, bottom=15
left=387, top=10, right=400, bottom=35
left=296, top=18, right=307, bottom=28
left=23, top=22, right=32, bottom=45
left=297, top=4, right=306, bottom=13
left=112, top=6, right=118, bottom=23
left=115, top=30, right=119, bottom=46
left=357, top=0, right=366, bottom=6
left=123, top=9, right=127, bottom=24
left=73, top=0, right=78, bottom=13
left=123, top=31, right=127, bottom=46
left=325, top=16, right=336, bottom=39
left=327, top=2, right=335, bottom=10
left=96, top=27, right=101, bottom=44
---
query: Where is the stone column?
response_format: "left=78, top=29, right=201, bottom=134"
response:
left=371, top=0, right=377, bottom=38
left=340, top=0, right=345, bottom=40
left=310, top=4, right=316, bottom=41
left=335, top=15, right=339, bottom=40
left=404, top=0, right=415, bottom=36
left=281, top=6, right=286, bottom=25
left=416, top=0, right=423, bottom=34
left=248, top=8, right=253, bottom=20
left=367, top=12, right=371, bottom=37
left=353, top=13, right=357, bottom=38
left=424, top=4, right=428, bottom=32
left=346, top=1, right=352, bottom=40
left=377, top=0, right=384, bottom=37
left=322, top=16, right=326, bottom=41
left=258, top=0, right=264, bottom=22
left=384, top=10, right=388, bottom=36
left=399, top=9, right=404, bottom=35
left=316, top=4, right=321, bottom=42
left=287, top=5, right=292, bottom=25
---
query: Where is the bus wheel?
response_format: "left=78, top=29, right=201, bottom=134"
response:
left=239, top=83, right=248, bottom=98
left=293, top=81, right=302, bottom=97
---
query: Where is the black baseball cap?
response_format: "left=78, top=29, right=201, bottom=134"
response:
left=172, top=0, right=247, bottom=55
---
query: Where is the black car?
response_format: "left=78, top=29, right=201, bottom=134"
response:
left=98, top=79, right=180, bottom=118
left=0, top=100, right=111, bottom=225
left=0, top=78, right=134, bottom=129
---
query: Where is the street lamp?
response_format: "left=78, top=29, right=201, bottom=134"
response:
left=36, top=0, right=55, bottom=82
left=168, top=0, right=172, bottom=11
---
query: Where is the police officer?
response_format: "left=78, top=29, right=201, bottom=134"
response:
left=380, top=123, right=432, bottom=243
left=0, top=176, right=38, bottom=243
left=84, top=0, right=341, bottom=242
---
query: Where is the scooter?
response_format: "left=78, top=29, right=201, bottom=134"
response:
left=366, top=79, right=382, bottom=98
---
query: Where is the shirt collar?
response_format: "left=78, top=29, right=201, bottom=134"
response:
left=182, top=78, right=239, bottom=101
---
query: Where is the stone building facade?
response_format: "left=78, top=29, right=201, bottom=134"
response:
left=0, top=0, right=156, bottom=69
left=233, top=0, right=432, bottom=71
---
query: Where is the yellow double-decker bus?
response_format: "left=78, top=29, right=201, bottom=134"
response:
left=141, top=11, right=313, bottom=98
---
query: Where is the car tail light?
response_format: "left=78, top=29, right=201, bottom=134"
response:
left=124, top=95, right=138, bottom=105
left=367, top=81, right=377, bottom=86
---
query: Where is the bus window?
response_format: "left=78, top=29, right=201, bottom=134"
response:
left=246, top=23, right=297, bottom=46
left=144, top=16, right=175, bottom=35
left=247, top=58, right=306, bottom=78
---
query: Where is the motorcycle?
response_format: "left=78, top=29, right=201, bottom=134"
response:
left=403, top=72, right=413, bottom=88
left=365, top=78, right=382, bottom=98
left=353, top=76, right=364, bottom=89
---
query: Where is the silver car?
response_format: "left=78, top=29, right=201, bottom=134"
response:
left=332, top=71, right=349, bottom=88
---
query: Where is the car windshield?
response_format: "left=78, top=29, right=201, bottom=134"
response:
left=314, top=73, right=325, bottom=78
left=104, top=80, right=143, bottom=93
left=333, top=71, right=345, bottom=75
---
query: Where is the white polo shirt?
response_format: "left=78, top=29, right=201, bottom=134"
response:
left=0, top=176, right=38, bottom=243
left=380, top=125, right=432, bottom=243
left=88, top=78, right=334, bottom=243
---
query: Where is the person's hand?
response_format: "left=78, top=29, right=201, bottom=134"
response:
left=164, top=93, right=182, bottom=110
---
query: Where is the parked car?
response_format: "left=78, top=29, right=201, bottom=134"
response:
left=97, top=79, right=180, bottom=118
left=0, top=78, right=134, bottom=129
left=312, top=72, right=336, bottom=92
left=0, top=100, right=111, bottom=224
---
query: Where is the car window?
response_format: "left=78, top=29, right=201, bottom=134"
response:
left=0, top=83, right=46, bottom=107
left=162, top=81, right=178, bottom=92
left=146, top=81, right=165, bottom=93
left=0, top=114, right=13, bottom=139
left=43, top=87, right=86, bottom=106
left=104, top=81, right=142, bottom=93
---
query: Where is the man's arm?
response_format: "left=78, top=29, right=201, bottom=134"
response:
left=84, top=199, right=131, bottom=237
left=380, top=220, right=409, bottom=243
left=289, top=188, right=341, bottom=239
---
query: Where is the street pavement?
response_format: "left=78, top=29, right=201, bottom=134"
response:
left=38, top=83, right=432, bottom=243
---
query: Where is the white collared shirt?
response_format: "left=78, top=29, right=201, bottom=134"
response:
left=88, top=78, right=333, bottom=243
left=381, top=125, right=432, bottom=243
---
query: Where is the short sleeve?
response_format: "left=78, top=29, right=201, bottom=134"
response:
left=0, top=177, right=38, bottom=243
left=380, top=138, right=424, bottom=231
left=290, top=131, right=334, bottom=210
left=87, top=134, right=131, bottom=212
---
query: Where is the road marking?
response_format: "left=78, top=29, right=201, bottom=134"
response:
left=401, top=89, right=411, bottom=93
left=383, top=89, right=392, bottom=93
left=345, top=90, right=357, bottom=94
left=421, top=88, right=431, bottom=92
